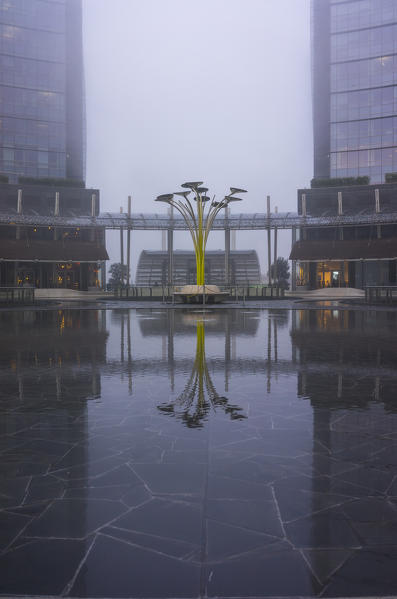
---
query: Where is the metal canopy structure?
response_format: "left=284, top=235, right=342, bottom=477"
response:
left=2, top=210, right=397, bottom=230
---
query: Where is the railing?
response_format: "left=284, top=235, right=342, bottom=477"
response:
left=0, top=286, right=35, bottom=304
left=112, top=284, right=285, bottom=301
left=365, top=286, right=397, bottom=304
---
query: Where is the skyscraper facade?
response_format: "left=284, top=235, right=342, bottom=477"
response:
left=291, top=0, right=397, bottom=290
left=0, top=0, right=85, bottom=182
left=0, top=0, right=107, bottom=290
left=313, top=0, right=397, bottom=183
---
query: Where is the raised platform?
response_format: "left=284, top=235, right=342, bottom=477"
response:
left=173, top=284, right=229, bottom=304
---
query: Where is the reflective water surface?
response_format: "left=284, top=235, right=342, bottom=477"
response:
left=1, top=307, right=397, bottom=597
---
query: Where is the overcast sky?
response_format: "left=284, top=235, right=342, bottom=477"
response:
left=83, top=0, right=313, bottom=277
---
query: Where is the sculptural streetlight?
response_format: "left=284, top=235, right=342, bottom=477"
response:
left=155, top=182, right=246, bottom=294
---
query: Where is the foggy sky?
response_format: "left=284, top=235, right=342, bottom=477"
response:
left=83, top=0, right=313, bottom=277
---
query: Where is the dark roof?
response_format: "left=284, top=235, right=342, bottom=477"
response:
left=290, top=239, right=397, bottom=261
left=298, top=182, right=397, bottom=195
left=0, top=240, right=108, bottom=262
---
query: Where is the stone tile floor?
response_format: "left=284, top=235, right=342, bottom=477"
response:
left=1, top=307, right=397, bottom=598
left=2, top=406, right=397, bottom=597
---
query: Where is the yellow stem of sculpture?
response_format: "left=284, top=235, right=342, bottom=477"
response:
left=196, top=322, right=205, bottom=408
left=195, top=197, right=205, bottom=287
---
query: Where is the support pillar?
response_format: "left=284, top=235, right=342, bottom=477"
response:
left=337, top=191, right=343, bottom=215
left=225, top=314, right=230, bottom=392
left=167, top=206, right=174, bottom=288
left=267, top=315, right=271, bottom=393
left=54, top=191, right=60, bottom=241
left=120, top=312, right=124, bottom=364
left=376, top=188, right=382, bottom=238
left=338, top=191, right=344, bottom=242
left=127, top=311, right=132, bottom=393
left=120, top=207, right=124, bottom=287
left=127, top=195, right=131, bottom=288
left=231, top=230, right=236, bottom=251
left=90, top=194, right=96, bottom=242
left=16, top=189, right=22, bottom=240
left=267, top=195, right=271, bottom=285
left=17, top=189, right=22, bottom=214
left=55, top=191, right=60, bottom=216
left=225, top=212, right=230, bottom=286
left=101, top=261, right=106, bottom=290
left=168, top=310, right=174, bottom=391
left=291, top=227, right=297, bottom=291
left=273, top=206, right=278, bottom=286
left=375, top=187, right=381, bottom=242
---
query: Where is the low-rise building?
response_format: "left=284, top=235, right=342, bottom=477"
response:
left=0, top=182, right=107, bottom=289
left=136, top=249, right=261, bottom=286
left=290, top=182, right=397, bottom=289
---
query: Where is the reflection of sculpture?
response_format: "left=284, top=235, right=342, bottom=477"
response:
left=158, top=321, right=245, bottom=428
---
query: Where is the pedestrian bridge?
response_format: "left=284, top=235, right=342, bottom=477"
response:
left=2, top=210, right=397, bottom=230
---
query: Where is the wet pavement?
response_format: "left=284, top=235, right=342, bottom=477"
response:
left=1, top=307, right=397, bottom=598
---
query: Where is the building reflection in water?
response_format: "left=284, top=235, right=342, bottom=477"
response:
left=3, top=306, right=397, bottom=595
left=0, top=309, right=108, bottom=407
left=0, top=308, right=109, bottom=572
left=292, top=307, right=397, bottom=409
left=157, top=318, right=246, bottom=428
left=291, top=307, right=397, bottom=582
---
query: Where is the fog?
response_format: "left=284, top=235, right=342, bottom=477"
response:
left=83, top=0, right=313, bottom=279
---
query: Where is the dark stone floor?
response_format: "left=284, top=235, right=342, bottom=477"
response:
left=1, top=307, right=397, bottom=598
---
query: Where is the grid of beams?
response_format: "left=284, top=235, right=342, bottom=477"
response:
left=2, top=211, right=397, bottom=230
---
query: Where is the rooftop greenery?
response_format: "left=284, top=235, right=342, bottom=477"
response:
left=18, top=177, right=85, bottom=188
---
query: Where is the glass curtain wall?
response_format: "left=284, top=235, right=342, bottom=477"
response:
left=0, top=0, right=85, bottom=182
left=329, top=0, right=397, bottom=182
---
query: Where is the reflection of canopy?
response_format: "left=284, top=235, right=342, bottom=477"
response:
left=158, top=321, right=245, bottom=428
left=138, top=308, right=261, bottom=336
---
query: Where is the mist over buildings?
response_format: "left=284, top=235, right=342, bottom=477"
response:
left=83, top=0, right=312, bottom=276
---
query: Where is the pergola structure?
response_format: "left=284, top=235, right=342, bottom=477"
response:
left=2, top=190, right=397, bottom=290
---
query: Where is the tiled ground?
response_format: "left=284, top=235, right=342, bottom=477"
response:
left=1, top=307, right=397, bottom=598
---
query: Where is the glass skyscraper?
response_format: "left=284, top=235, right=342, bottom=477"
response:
left=0, top=0, right=107, bottom=290
left=312, top=0, right=397, bottom=183
left=0, top=0, right=85, bottom=182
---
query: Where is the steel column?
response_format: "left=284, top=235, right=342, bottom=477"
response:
left=267, top=196, right=271, bottom=285
left=167, top=206, right=174, bottom=287
left=120, top=207, right=124, bottom=285
left=225, top=213, right=230, bottom=286
left=291, top=227, right=297, bottom=291
left=127, top=195, right=131, bottom=287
